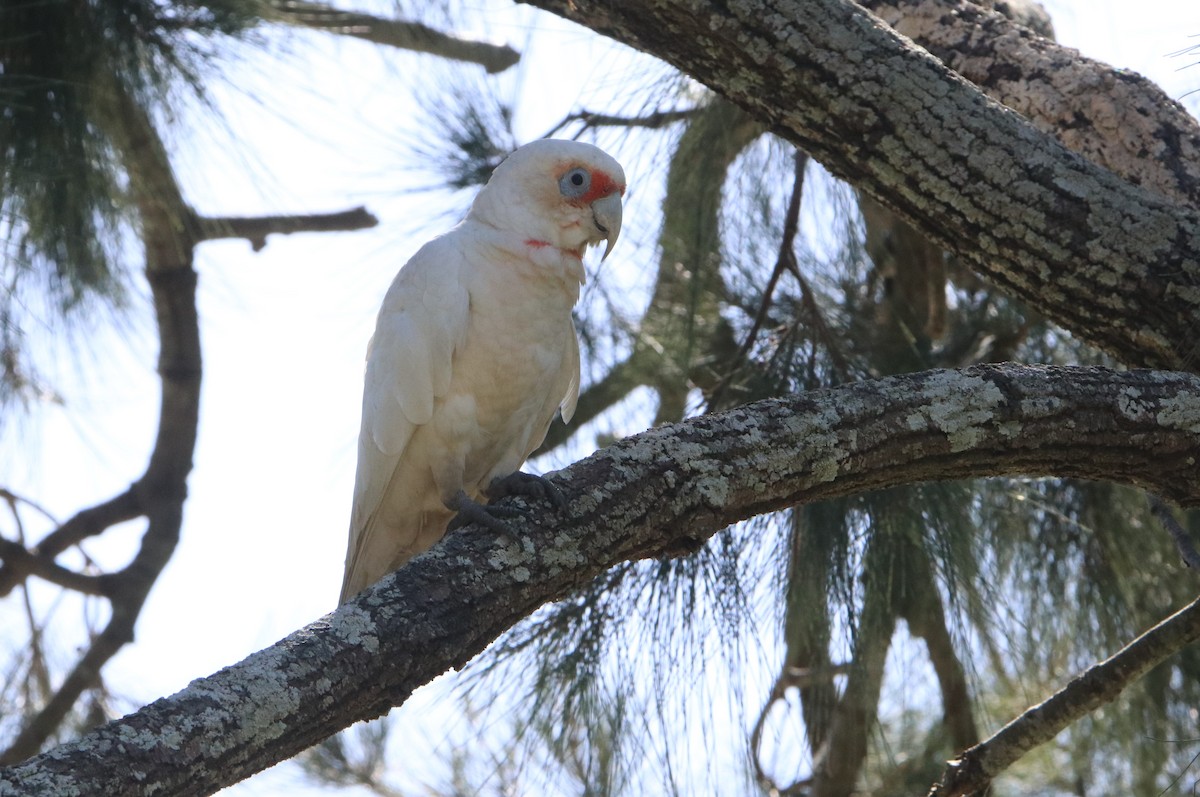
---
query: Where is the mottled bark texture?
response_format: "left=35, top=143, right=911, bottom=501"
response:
left=523, top=0, right=1200, bottom=373
left=861, top=0, right=1200, bottom=207
left=1, top=364, right=1198, bottom=795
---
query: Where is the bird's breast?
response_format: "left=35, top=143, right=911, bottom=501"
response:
left=432, top=254, right=579, bottom=482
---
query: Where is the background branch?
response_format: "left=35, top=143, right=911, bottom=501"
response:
left=1148, top=495, right=1200, bottom=569
left=268, top=0, right=520, bottom=73
left=0, top=67, right=203, bottom=767
left=0, top=85, right=382, bottom=765
left=930, top=593, right=1200, bottom=797
left=196, top=207, right=379, bottom=251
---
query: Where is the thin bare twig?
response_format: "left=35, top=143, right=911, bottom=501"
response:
left=542, top=107, right=695, bottom=138
left=792, top=265, right=853, bottom=381
left=0, top=489, right=57, bottom=527
left=929, top=593, right=1200, bottom=797
left=196, top=207, right=379, bottom=251
left=0, top=539, right=107, bottom=596
left=1148, top=494, right=1200, bottom=569
left=268, top=0, right=520, bottom=73
left=707, top=150, right=807, bottom=409
left=749, top=663, right=850, bottom=796
left=4, top=493, right=53, bottom=704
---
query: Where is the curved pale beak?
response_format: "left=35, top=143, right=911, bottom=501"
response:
left=591, top=191, right=623, bottom=261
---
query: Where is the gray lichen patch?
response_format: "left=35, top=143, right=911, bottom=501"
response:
left=1117, top=386, right=1155, bottom=422
left=329, top=605, right=380, bottom=654
left=1157, top=392, right=1200, bottom=431
left=693, top=474, right=732, bottom=510
left=809, top=454, right=842, bottom=484
left=911, top=372, right=1006, bottom=452
left=486, top=536, right=535, bottom=571
left=541, top=534, right=587, bottom=570
left=114, top=721, right=176, bottom=754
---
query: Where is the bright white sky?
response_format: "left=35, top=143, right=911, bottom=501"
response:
left=3, top=1, right=1200, bottom=794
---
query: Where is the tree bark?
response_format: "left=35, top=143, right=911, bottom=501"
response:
left=861, top=0, right=1200, bottom=207
left=522, top=0, right=1200, bottom=374
left=1, top=364, right=1197, bottom=794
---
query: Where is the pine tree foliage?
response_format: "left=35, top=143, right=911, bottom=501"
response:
left=0, top=0, right=260, bottom=407
left=0, top=0, right=261, bottom=298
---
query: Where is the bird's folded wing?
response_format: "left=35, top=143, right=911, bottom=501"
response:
left=344, top=239, right=472, bottom=592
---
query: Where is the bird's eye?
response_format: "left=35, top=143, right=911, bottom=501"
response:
left=559, top=168, right=591, bottom=198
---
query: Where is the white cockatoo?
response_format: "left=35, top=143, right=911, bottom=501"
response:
left=340, top=139, right=626, bottom=603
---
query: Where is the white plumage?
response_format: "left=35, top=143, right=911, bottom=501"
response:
left=341, top=139, right=626, bottom=602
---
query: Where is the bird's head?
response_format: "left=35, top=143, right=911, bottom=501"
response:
left=470, top=139, right=626, bottom=262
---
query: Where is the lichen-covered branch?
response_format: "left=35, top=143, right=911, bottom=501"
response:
left=2, top=364, right=1197, bottom=795
left=521, top=0, right=1200, bottom=373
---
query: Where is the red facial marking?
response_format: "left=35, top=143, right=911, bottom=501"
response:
left=558, top=162, right=626, bottom=206
left=580, top=170, right=625, bottom=204
left=525, top=239, right=583, bottom=259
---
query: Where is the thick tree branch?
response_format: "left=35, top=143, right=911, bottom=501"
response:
left=862, top=0, right=1200, bottom=207
left=929, top=592, right=1200, bottom=797
left=2, top=364, right=1198, bottom=794
left=196, top=207, right=379, bottom=251
left=520, top=0, right=1200, bottom=373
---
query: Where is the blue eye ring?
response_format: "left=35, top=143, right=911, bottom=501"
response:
left=559, top=167, right=591, bottom=198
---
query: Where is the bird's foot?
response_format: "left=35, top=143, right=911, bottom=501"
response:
left=485, top=471, right=567, bottom=510
left=445, top=490, right=528, bottom=534
left=445, top=474, right=565, bottom=535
